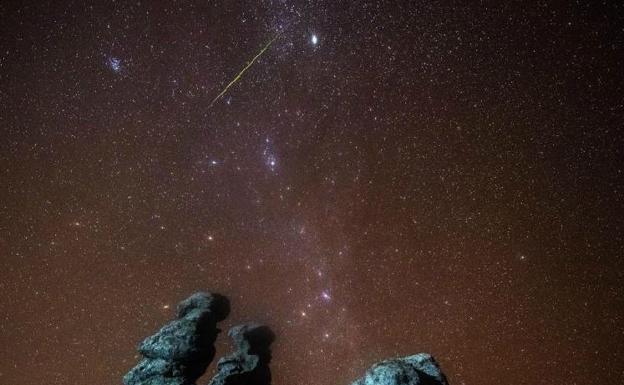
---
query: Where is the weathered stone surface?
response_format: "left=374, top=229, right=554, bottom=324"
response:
left=123, top=292, right=448, bottom=385
left=351, top=354, right=448, bottom=385
left=207, top=324, right=275, bottom=385
left=123, top=292, right=230, bottom=385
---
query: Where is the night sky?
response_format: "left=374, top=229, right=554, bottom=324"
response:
left=1, top=1, right=623, bottom=385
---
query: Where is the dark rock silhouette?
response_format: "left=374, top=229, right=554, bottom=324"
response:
left=123, top=292, right=230, bottom=385
left=123, top=292, right=447, bottom=385
left=350, top=354, right=448, bottom=385
left=207, top=324, right=275, bottom=385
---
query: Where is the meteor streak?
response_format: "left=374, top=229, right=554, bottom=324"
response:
left=208, top=33, right=281, bottom=108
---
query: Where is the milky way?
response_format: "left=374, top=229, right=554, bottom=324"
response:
left=1, top=2, right=623, bottom=385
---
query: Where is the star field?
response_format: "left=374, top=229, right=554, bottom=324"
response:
left=1, top=2, right=623, bottom=385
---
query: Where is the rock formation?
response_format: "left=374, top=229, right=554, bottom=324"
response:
left=350, top=353, right=448, bottom=385
left=123, top=292, right=448, bottom=385
left=207, top=324, right=275, bottom=385
left=123, top=292, right=230, bottom=385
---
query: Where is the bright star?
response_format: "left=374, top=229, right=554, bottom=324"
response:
left=311, top=34, right=318, bottom=45
left=263, top=138, right=278, bottom=173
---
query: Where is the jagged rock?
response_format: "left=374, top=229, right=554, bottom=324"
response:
left=351, top=354, right=448, bottom=385
left=123, top=292, right=447, bottom=385
left=207, top=324, right=275, bottom=385
left=124, top=292, right=230, bottom=385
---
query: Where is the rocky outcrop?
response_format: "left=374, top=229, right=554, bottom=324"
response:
left=207, top=324, right=275, bottom=385
left=351, top=354, right=448, bottom=385
left=123, top=292, right=448, bottom=385
left=123, top=292, right=230, bottom=385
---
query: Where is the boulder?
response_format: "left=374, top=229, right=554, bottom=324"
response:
left=123, top=292, right=230, bottom=385
left=207, top=324, right=275, bottom=385
left=351, top=354, right=448, bottom=385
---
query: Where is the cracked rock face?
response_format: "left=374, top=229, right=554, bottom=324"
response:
left=123, top=292, right=230, bottom=385
left=207, top=324, right=275, bottom=385
left=351, top=354, right=449, bottom=385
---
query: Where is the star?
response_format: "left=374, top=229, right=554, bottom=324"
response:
left=267, top=156, right=277, bottom=169
left=263, top=138, right=278, bottom=173
left=107, top=56, right=122, bottom=73
left=3, top=4, right=619, bottom=385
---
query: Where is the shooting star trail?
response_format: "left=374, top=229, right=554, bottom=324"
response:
left=208, top=33, right=281, bottom=108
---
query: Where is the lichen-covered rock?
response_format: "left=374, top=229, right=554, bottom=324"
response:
left=123, top=292, right=230, bottom=385
left=122, top=358, right=184, bottom=385
left=351, top=354, right=448, bottom=385
left=207, top=324, right=275, bottom=385
left=123, top=293, right=446, bottom=385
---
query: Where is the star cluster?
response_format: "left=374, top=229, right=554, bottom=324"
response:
left=1, top=2, right=623, bottom=385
